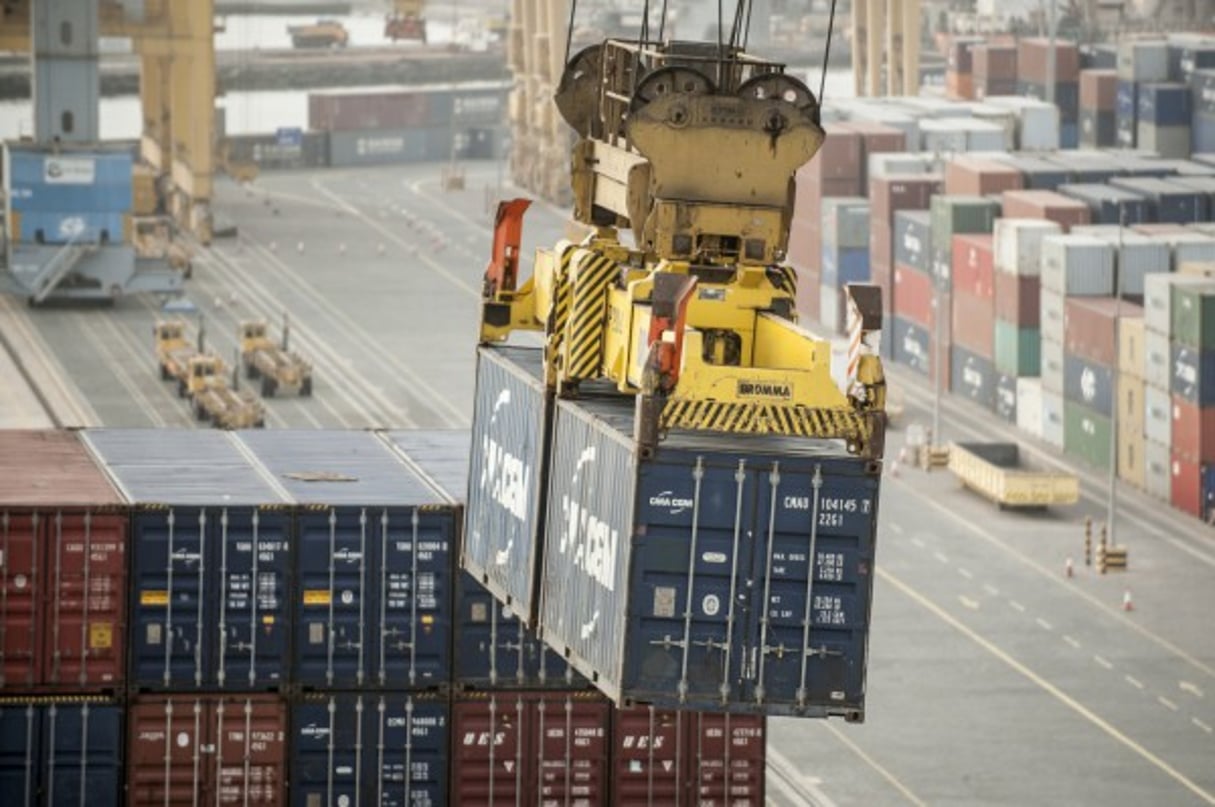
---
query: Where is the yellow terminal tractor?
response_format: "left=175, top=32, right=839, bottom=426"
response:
left=479, top=38, right=886, bottom=457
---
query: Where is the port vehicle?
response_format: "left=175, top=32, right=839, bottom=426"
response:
left=153, top=319, right=212, bottom=396
left=288, top=20, right=349, bottom=48
left=187, top=356, right=266, bottom=429
left=948, top=441, right=1080, bottom=508
left=238, top=318, right=313, bottom=397
left=384, top=0, right=427, bottom=42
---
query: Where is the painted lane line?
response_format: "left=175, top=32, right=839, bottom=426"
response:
left=958, top=595, right=980, bottom=610
left=1126, top=676, right=1145, bottom=691
left=934, top=551, right=950, bottom=564
left=1064, top=636, right=1081, bottom=650
left=880, top=568, right=1215, bottom=806
left=910, top=537, right=926, bottom=549
left=1157, top=696, right=1178, bottom=712
left=983, top=584, right=1000, bottom=597
left=1010, top=600, right=1026, bottom=613
left=1094, top=655, right=1114, bottom=671
left=766, top=746, right=840, bottom=807
left=1195, top=718, right=1213, bottom=735
left=889, top=522, right=904, bottom=535
left=1036, top=618, right=1054, bottom=632
left=1180, top=682, right=1205, bottom=699
left=958, top=567, right=974, bottom=580
left=821, top=722, right=928, bottom=807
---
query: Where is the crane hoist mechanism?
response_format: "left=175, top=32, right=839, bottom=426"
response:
left=479, top=37, right=887, bottom=458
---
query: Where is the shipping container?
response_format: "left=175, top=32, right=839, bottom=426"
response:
left=1171, top=452, right=1205, bottom=517
left=1109, top=177, right=1209, bottom=223
left=974, top=43, right=1018, bottom=82
left=463, top=347, right=552, bottom=630
left=992, top=154, right=1069, bottom=191
left=1017, top=378, right=1045, bottom=438
left=951, top=234, right=995, bottom=300
left=951, top=345, right=998, bottom=409
left=1172, top=343, right=1215, bottom=406
left=869, top=176, right=942, bottom=229
left=1146, top=384, right=1173, bottom=449
left=1080, top=69, right=1118, bottom=110
left=993, top=218, right=1063, bottom=276
left=537, top=396, right=880, bottom=718
left=327, top=127, right=457, bottom=168
left=1082, top=231, right=1171, bottom=297
left=994, top=373, right=1018, bottom=422
left=1204, top=465, right=1215, bottom=522
left=952, top=289, right=995, bottom=358
left=945, top=157, right=1024, bottom=197
left=930, top=196, right=1000, bottom=287
left=1020, top=38, right=1081, bottom=83
left=1079, top=109, right=1117, bottom=147
left=893, top=211, right=932, bottom=272
left=821, top=246, right=870, bottom=287
left=1042, top=389, right=1066, bottom=448
left=1170, top=282, right=1215, bottom=350
left=1040, top=235, right=1115, bottom=296
left=1193, top=69, right=1215, bottom=117
left=1064, top=297, right=1126, bottom=367
left=0, top=699, right=123, bottom=806
left=1055, top=184, right=1150, bottom=226
left=234, top=429, right=458, bottom=690
left=1120, top=314, right=1147, bottom=379
left=127, top=694, right=286, bottom=806
left=893, top=263, right=935, bottom=329
left=1118, top=40, right=1170, bottom=82
left=994, top=320, right=1041, bottom=376
left=868, top=153, right=938, bottom=181
left=1082, top=43, right=1119, bottom=70
left=981, top=96, right=1062, bottom=150
left=1064, top=353, right=1115, bottom=417
left=994, top=270, right=1040, bottom=327
left=836, top=121, right=906, bottom=186
left=822, top=197, right=871, bottom=251
left=1145, top=272, right=1179, bottom=336
left=1041, top=288, right=1066, bottom=347
left=451, top=691, right=609, bottom=804
left=1118, top=375, right=1147, bottom=487
left=0, top=432, right=126, bottom=692
left=290, top=692, right=448, bottom=807
left=1001, top=190, right=1090, bottom=230
left=892, top=315, right=934, bottom=378
left=1172, top=396, right=1215, bottom=463
left=1136, top=122, right=1192, bottom=160
left=820, top=283, right=844, bottom=334
left=1138, top=82, right=1192, bottom=126
left=1162, top=232, right=1215, bottom=270
left=81, top=429, right=292, bottom=691
left=1064, top=401, right=1113, bottom=470
left=682, top=710, right=767, bottom=805
left=224, top=132, right=330, bottom=171
left=1146, top=439, right=1172, bottom=500
left=1042, top=152, right=1125, bottom=185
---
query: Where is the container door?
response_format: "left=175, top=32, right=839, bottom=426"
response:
left=0, top=703, right=40, bottom=805
left=451, top=695, right=526, bottom=803
left=211, top=696, right=285, bottom=805
left=216, top=509, right=290, bottom=690
left=43, top=512, right=127, bottom=689
left=744, top=458, right=880, bottom=716
left=611, top=706, right=682, bottom=806
left=532, top=694, right=609, bottom=806
left=290, top=694, right=364, bottom=807
left=127, top=697, right=208, bottom=806
left=627, top=454, right=758, bottom=707
left=42, top=702, right=124, bottom=806
left=0, top=512, right=40, bottom=689
left=295, top=509, right=369, bottom=688
left=683, top=712, right=765, bottom=805
left=131, top=509, right=210, bottom=689
left=376, top=508, right=453, bottom=688
left=372, top=694, right=448, bottom=807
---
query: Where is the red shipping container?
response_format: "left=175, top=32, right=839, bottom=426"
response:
left=952, top=234, right=996, bottom=300
left=946, top=71, right=975, bottom=100
left=612, top=706, right=766, bottom=807
left=1018, top=38, right=1080, bottom=83
left=973, top=43, right=1018, bottom=82
left=0, top=431, right=127, bottom=692
left=451, top=691, right=610, bottom=805
left=893, top=263, right=936, bottom=329
left=1063, top=298, right=1124, bottom=367
left=1079, top=69, right=1118, bottom=111
left=1001, top=190, right=1091, bottom=232
left=1172, top=396, right=1215, bottom=463
left=128, top=695, right=287, bottom=806
left=1170, top=451, right=1204, bottom=518
left=945, top=158, right=1024, bottom=197
left=994, top=271, right=1040, bottom=327
left=801, top=126, right=862, bottom=182
left=870, top=175, right=942, bottom=228
left=952, top=289, right=995, bottom=359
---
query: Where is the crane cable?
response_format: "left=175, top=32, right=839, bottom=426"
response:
left=564, top=0, right=577, bottom=64
left=820, top=0, right=839, bottom=107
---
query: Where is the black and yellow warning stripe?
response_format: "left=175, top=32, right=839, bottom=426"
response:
left=564, top=251, right=618, bottom=381
left=660, top=399, right=874, bottom=443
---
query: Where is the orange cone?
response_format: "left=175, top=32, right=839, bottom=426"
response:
left=1065, top=557, right=1074, bottom=579
left=1122, top=589, right=1134, bottom=612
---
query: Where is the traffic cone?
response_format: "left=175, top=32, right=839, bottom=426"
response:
left=1065, top=557, right=1074, bottom=579
left=1122, top=589, right=1134, bottom=612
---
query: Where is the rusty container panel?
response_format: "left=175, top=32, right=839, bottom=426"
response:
left=945, top=157, right=1024, bottom=197
left=807, top=126, right=862, bottom=181
left=1063, top=298, right=1133, bottom=367
left=307, top=90, right=431, bottom=131
left=128, top=695, right=287, bottom=806
left=686, top=712, right=766, bottom=806
left=1081, top=69, right=1118, bottom=111
left=611, top=706, right=683, bottom=806
left=0, top=432, right=124, bottom=508
left=0, top=513, right=38, bottom=689
left=450, top=691, right=611, bottom=806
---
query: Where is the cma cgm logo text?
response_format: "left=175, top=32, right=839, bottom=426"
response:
left=559, top=447, right=618, bottom=592
left=648, top=490, right=693, bottom=515
left=480, top=389, right=532, bottom=523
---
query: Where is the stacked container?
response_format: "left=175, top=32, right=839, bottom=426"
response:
left=820, top=197, right=872, bottom=332
left=0, top=432, right=127, bottom=805
left=1002, top=189, right=1091, bottom=231
left=1079, top=69, right=1118, bottom=147
left=980, top=96, right=1061, bottom=150
left=972, top=43, right=1018, bottom=99
left=1168, top=282, right=1215, bottom=517
left=1118, top=314, right=1149, bottom=489
left=950, top=234, right=999, bottom=413
left=946, top=37, right=982, bottom=100
left=1137, top=83, right=1193, bottom=158
left=870, top=173, right=943, bottom=355
left=1116, top=40, right=1170, bottom=148
left=1017, top=38, right=1081, bottom=146
left=1062, top=298, right=1137, bottom=470
left=1191, top=69, right=1215, bottom=152
left=1110, top=176, right=1209, bottom=223
left=892, top=210, right=937, bottom=377
left=1143, top=273, right=1181, bottom=500
left=1056, top=184, right=1151, bottom=226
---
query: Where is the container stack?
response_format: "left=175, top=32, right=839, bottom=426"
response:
left=946, top=37, right=982, bottom=100
left=973, top=43, right=1018, bottom=100
left=1079, top=69, right=1118, bottom=147
left=1017, top=38, right=1080, bottom=147
left=950, top=234, right=999, bottom=412
left=1116, top=40, right=1170, bottom=148
left=1062, top=296, right=1135, bottom=470
left=1191, top=69, right=1215, bottom=152
left=820, top=197, right=872, bottom=332
left=1167, top=280, right=1215, bottom=517
left=0, top=432, right=128, bottom=806
left=1118, top=310, right=1148, bottom=490
left=870, top=170, right=942, bottom=348
left=892, top=209, right=936, bottom=376
left=1138, top=82, right=1193, bottom=158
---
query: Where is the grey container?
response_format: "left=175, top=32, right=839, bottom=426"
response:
left=328, top=127, right=451, bottom=167
left=1040, top=287, right=1066, bottom=345
left=1041, top=389, right=1066, bottom=449
left=1041, top=335, right=1066, bottom=395
left=1063, top=354, right=1115, bottom=417
left=1136, top=122, right=1192, bottom=159
left=930, top=195, right=1000, bottom=287
left=1144, top=384, right=1172, bottom=449
left=538, top=396, right=881, bottom=718
left=1145, top=329, right=1172, bottom=390
left=868, top=153, right=937, bottom=179
left=823, top=197, right=871, bottom=250
left=464, top=345, right=553, bottom=627
left=893, top=210, right=932, bottom=271
left=1165, top=233, right=1215, bottom=269
left=1145, top=439, right=1171, bottom=501
left=1074, top=229, right=1171, bottom=297
left=1040, top=235, right=1116, bottom=296
left=1143, top=272, right=1175, bottom=335
left=1118, top=40, right=1170, bottom=82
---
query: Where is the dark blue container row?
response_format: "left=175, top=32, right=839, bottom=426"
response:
left=1063, top=353, right=1115, bottom=418
left=0, top=702, right=124, bottom=806
left=1138, top=82, right=1192, bottom=127
left=1173, top=343, right=1215, bottom=406
left=892, top=315, right=933, bottom=377
left=950, top=345, right=997, bottom=411
left=1057, top=183, right=1152, bottom=225
left=822, top=245, right=871, bottom=286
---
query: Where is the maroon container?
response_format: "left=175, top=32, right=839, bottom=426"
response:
left=451, top=691, right=611, bottom=805
left=952, top=234, right=996, bottom=300
left=945, top=157, right=1024, bottom=197
left=1170, top=451, right=1204, bottom=518
left=801, top=126, right=862, bottom=182
left=838, top=121, right=906, bottom=185
left=893, top=263, right=935, bottom=329
left=1080, top=69, right=1118, bottom=111
left=870, top=175, right=942, bottom=228
left=127, top=695, right=287, bottom=806
left=1172, top=396, right=1215, bottom=463
left=1018, top=38, right=1080, bottom=83
left=1063, top=298, right=1135, bottom=367
left=1001, top=190, right=1091, bottom=232
left=952, top=289, right=995, bottom=359
left=994, top=271, right=1040, bottom=328
left=611, top=706, right=766, bottom=807
left=0, top=431, right=127, bottom=692
left=973, top=43, right=1018, bottom=81
left=308, top=90, right=431, bottom=131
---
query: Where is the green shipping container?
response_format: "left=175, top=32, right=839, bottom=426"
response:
left=994, top=320, right=1041, bottom=377
left=930, top=195, right=1001, bottom=286
left=1170, top=283, right=1215, bottom=350
left=1064, top=401, right=1112, bottom=471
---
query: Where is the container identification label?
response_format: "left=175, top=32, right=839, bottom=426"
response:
left=44, top=156, right=95, bottom=184
left=303, top=590, right=332, bottom=606
left=556, top=447, right=619, bottom=593
left=480, top=390, right=533, bottom=524
left=140, top=590, right=169, bottom=606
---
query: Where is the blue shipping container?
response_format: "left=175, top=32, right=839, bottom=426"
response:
left=464, top=346, right=552, bottom=628
left=291, top=693, right=449, bottom=807
left=233, top=429, right=457, bottom=690
left=1063, top=353, right=1115, bottom=417
left=995, top=373, right=1018, bottom=423
left=8, top=150, right=133, bottom=214
left=1116, top=80, right=1139, bottom=117
left=1138, top=82, right=1192, bottom=126
left=1172, top=343, right=1215, bottom=406
left=1056, top=184, right=1152, bottom=225
left=821, top=246, right=870, bottom=286
left=1193, top=111, right=1215, bottom=153
left=892, top=315, right=933, bottom=377
left=1110, top=177, right=1209, bottom=223
left=538, top=395, right=880, bottom=718
left=0, top=702, right=123, bottom=806
left=1060, top=121, right=1079, bottom=149
left=893, top=211, right=931, bottom=272
left=19, top=211, right=126, bottom=245
left=950, top=345, right=997, bottom=411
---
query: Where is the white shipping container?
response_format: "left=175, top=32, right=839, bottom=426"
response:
left=1016, top=377, right=1044, bottom=438
left=1041, top=335, right=1065, bottom=394
left=920, top=119, right=969, bottom=153
left=1040, top=287, right=1066, bottom=345
left=1042, top=389, right=1066, bottom=448
left=868, top=152, right=937, bottom=179
left=983, top=96, right=1061, bottom=150
left=1078, top=231, right=1171, bottom=296
left=1144, top=439, right=1171, bottom=501
left=1144, top=384, right=1172, bottom=449
left=1143, top=272, right=1173, bottom=335
left=993, top=218, right=1063, bottom=276
left=1167, top=233, right=1215, bottom=269
left=1117, top=40, right=1170, bottom=82
left=967, top=121, right=1014, bottom=151
left=1040, top=235, right=1116, bottom=296
left=1144, top=329, right=1172, bottom=390
left=1135, top=122, right=1191, bottom=160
